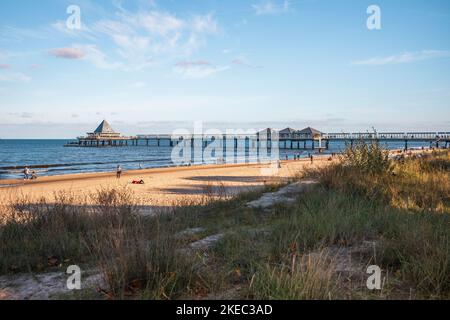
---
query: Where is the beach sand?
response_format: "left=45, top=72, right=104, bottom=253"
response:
left=0, top=157, right=334, bottom=207
left=0, top=148, right=433, bottom=208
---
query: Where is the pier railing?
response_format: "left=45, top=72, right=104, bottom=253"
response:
left=323, top=132, right=450, bottom=140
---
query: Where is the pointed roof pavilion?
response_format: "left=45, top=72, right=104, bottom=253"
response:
left=94, top=120, right=116, bottom=134
left=88, top=120, right=121, bottom=137
left=279, top=127, right=296, bottom=135
left=297, top=127, right=323, bottom=138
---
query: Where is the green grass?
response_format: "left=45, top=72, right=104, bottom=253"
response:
left=0, top=148, right=449, bottom=299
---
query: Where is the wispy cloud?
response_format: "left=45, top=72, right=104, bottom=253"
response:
left=51, top=21, right=97, bottom=41
left=8, top=112, right=34, bottom=118
left=75, top=45, right=122, bottom=69
left=49, top=45, right=121, bottom=69
left=0, top=64, right=11, bottom=69
left=352, top=50, right=450, bottom=66
left=252, top=0, right=290, bottom=16
left=49, top=7, right=220, bottom=71
left=173, top=60, right=229, bottom=79
left=0, top=72, right=31, bottom=83
left=49, top=47, right=85, bottom=59
left=232, top=58, right=263, bottom=69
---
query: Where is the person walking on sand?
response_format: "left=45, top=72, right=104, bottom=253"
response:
left=116, top=165, right=122, bottom=179
left=310, top=154, right=314, bottom=164
left=23, top=167, right=30, bottom=180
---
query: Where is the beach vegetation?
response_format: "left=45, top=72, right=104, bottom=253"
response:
left=0, top=148, right=449, bottom=299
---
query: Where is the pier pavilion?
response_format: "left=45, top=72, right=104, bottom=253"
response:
left=65, top=120, right=138, bottom=147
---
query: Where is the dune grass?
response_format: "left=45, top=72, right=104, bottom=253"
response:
left=0, top=147, right=449, bottom=299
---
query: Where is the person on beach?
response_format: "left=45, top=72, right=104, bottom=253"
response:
left=310, top=154, right=314, bottom=164
left=23, top=167, right=30, bottom=180
left=116, top=165, right=122, bottom=179
left=31, top=170, right=37, bottom=180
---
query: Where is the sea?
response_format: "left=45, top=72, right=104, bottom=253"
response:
left=0, top=139, right=433, bottom=180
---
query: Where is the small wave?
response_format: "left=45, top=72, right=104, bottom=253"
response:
left=0, top=157, right=173, bottom=171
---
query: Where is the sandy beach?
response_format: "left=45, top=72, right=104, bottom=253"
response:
left=0, top=157, right=335, bottom=207
left=0, top=147, right=434, bottom=208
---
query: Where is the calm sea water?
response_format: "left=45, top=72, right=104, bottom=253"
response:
left=0, top=139, right=432, bottom=180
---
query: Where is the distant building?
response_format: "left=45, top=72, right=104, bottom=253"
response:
left=259, top=127, right=323, bottom=140
left=86, top=120, right=121, bottom=139
left=66, top=120, right=137, bottom=147
left=258, top=128, right=279, bottom=140
left=296, top=127, right=323, bottom=139
left=279, top=127, right=296, bottom=139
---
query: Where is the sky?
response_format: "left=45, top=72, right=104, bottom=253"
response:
left=0, top=0, right=449, bottom=138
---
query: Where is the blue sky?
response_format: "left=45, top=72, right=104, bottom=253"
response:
left=0, top=0, right=449, bottom=138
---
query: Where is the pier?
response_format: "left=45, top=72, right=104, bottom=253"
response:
left=66, top=121, right=450, bottom=151
left=322, top=131, right=450, bottom=150
left=132, top=129, right=450, bottom=151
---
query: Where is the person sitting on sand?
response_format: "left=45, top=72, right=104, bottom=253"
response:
left=31, top=170, right=37, bottom=180
left=116, top=165, right=122, bottom=179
